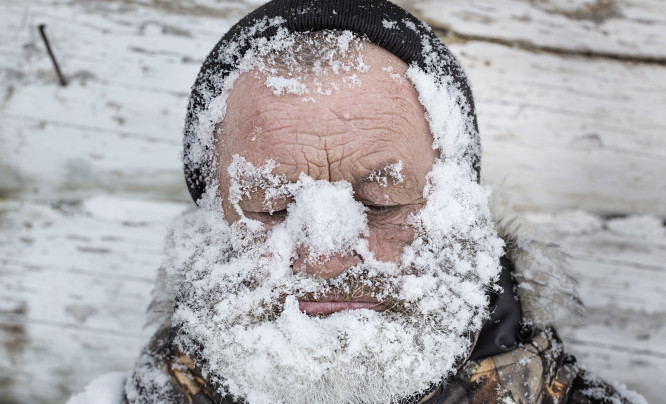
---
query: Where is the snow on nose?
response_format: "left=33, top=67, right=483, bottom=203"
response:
left=285, top=176, right=367, bottom=262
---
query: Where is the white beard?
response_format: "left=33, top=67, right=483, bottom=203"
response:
left=162, top=161, right=504, bottom=404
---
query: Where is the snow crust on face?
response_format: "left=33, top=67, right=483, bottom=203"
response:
left=167, top=24, right=502, bottom=404
left=260, top=30, right=368, bottom=96
left=407, top=67, right=475, bottom=172
left=284, top=177, right=369, bottom=262
left=185, top=25, right=370, bottom=190
left=368, top=161, right=404, bottom=187
left=163, top=157, right=502, bottom=403
left=229, top=156, right=369, bottom=262
left=185, top=16, right=287, bottom=185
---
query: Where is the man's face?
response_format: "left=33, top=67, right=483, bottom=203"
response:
left=218, top=44, right=437, bottom=285
left=166, top=35, right=502, bottom=404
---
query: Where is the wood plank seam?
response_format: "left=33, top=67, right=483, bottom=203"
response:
left=429, top=25, right=666, bottom=66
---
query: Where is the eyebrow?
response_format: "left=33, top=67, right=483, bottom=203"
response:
left=355, top=160, right=406, bottom=185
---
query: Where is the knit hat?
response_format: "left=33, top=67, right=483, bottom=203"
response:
left=183, top=0, right=480, bottom=203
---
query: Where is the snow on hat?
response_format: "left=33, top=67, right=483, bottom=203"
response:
left=182, top=0, right=480, bottom=203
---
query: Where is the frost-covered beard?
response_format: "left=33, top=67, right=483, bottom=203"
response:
left=163, top=156, right=504, bottom=404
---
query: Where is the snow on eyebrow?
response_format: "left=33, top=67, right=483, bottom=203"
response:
left=367, top=161, right=404, bottom=187
left=227, top=155, right=286, bottom=208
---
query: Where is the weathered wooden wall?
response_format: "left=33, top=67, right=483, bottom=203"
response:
left=1, top=1, right=664, bottom=403
left=395, top=0, right=666, bottom=216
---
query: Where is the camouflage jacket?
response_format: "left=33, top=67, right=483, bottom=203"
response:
left=117, top=326, right=642, bottom=404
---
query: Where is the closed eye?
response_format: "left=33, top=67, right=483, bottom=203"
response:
left=364, top=204, right=400, bottom=218
left=244, top=208, right=288, bottom=224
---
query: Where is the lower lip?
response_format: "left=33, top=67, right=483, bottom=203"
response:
left=298, top=300, right=384, bottom=315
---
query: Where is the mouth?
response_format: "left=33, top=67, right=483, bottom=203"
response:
left=297, top=292, right=386, bottom=315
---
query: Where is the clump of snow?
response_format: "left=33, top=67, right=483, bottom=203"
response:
left=264, top=76, right=308, bottom=95
left=402, top=19, right=418, bottom=33
left=284, top=175, right=368, bottom=262
left=368, top=161, right=404, bottom=187
left=407, top=66, right=476, bottom=173
left=382, top=19, right=398, bottom=29
left=227, top=155, right=285, bottom=207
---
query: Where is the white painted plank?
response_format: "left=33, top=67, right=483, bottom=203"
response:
left=0, top=197, right=188, bottom=279
left=0, top=117, right=185, bottom=197
left=560, top=305, right=665, bottom=404
left=2, top=1, right=665, bottom=216
left=400, top=0, right=666, bottom=60
left=0, top=197, right=188, bottom=404
left=514, top=210, right=666, bottom=403
left=0, top=1, right=664, bottom=403
left=0, top=0, right=235, bottom=198
left=0, top=321, right=149, bottom=404
left=452, top=41, right=666, bottom=216
left=1, top=2, right=223, bottom=93
left=562, top=327, right=665, bottom=404
left=567, top=258, right=666, bottom=315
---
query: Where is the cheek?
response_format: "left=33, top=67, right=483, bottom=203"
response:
left=218, top=176, right=240, bottom=223
left=365, top=223, right=416, bottom=263
left=221, top=199, right=241, bottom=224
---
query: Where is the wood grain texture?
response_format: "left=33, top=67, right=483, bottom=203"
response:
left=0, top=197, right=187, bottom=404
left=518, top=211, right=666, bottom=403
left=442, top=33, right=666, bottom=217
left=396, top=0, right=666, bottom=61
left=0, top=0, right=234, bottom=198
left=0, top=0, right=663, bottom=403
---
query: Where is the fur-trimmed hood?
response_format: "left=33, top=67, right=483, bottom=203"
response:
left=489, top=198, right=584, bottom=326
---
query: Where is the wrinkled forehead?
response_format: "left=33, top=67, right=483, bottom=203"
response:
left=219, top=32, right=416, bottom=113
left=184, top=27, right=480, bottom=205
left=216, top=38, right=436, bottom=190
left=219, top=37, right=425, bottom=146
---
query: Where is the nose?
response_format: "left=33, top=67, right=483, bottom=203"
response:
left=292, top=246, right=362, bottom=280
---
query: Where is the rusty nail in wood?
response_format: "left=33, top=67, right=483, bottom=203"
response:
left=38, top=24, right=67, bottom=86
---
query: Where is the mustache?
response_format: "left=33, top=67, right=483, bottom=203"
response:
left=263, top=274, right=412, bottom=320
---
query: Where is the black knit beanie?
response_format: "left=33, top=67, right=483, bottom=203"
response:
left=183, top=0, right=480, bottom=203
